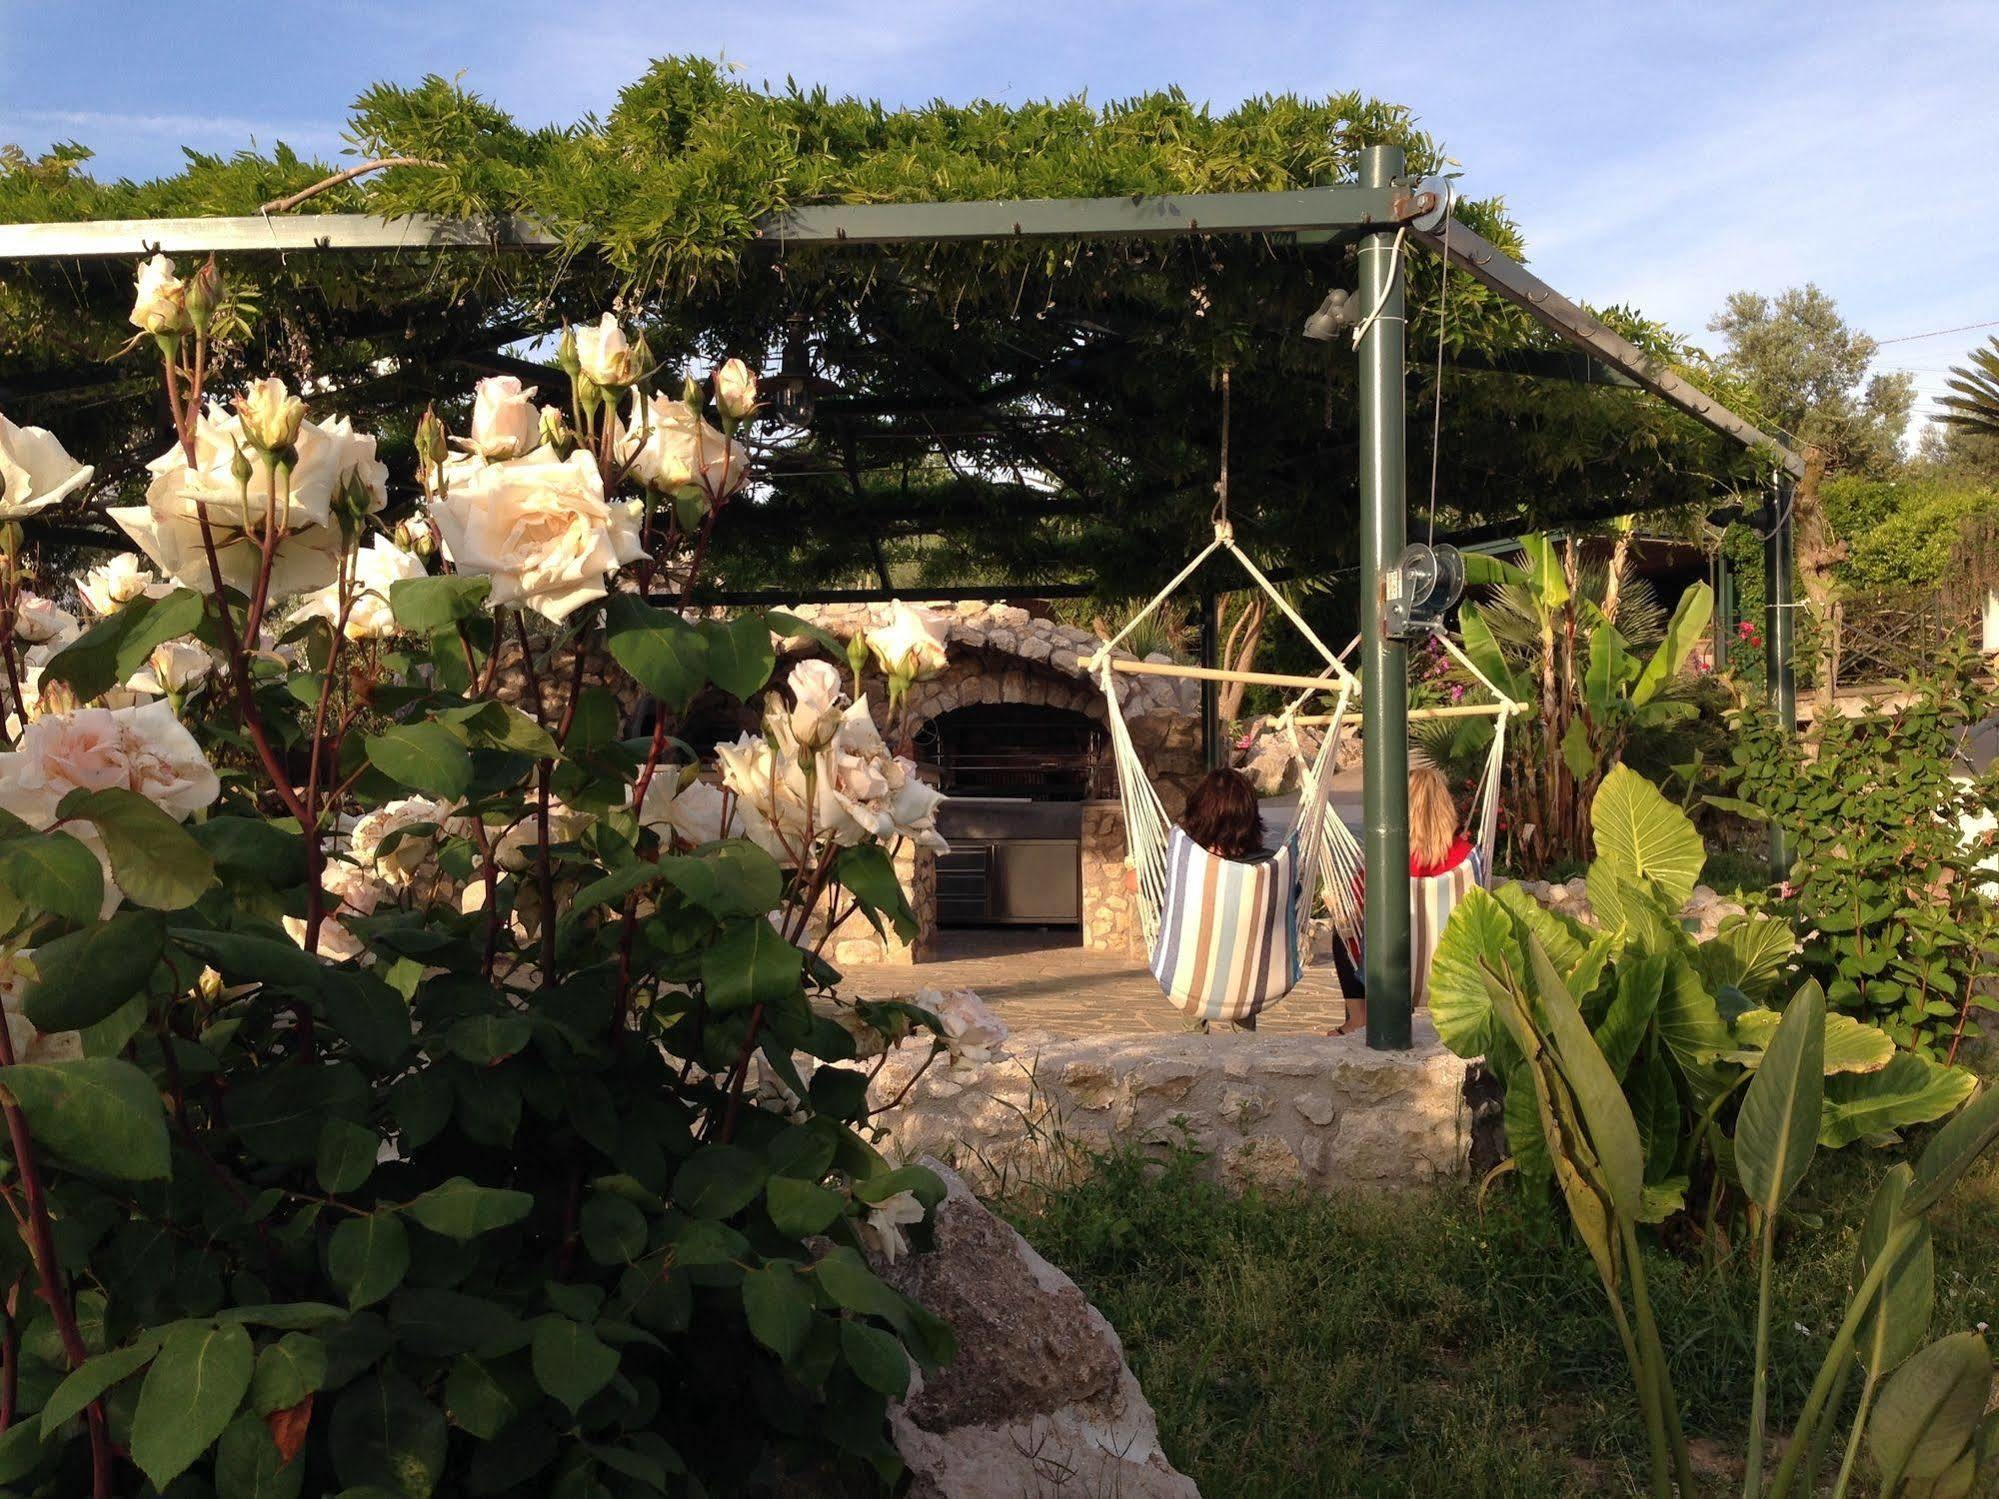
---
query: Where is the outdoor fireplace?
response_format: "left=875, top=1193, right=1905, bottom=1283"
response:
left=776, top=601, right=1204, bottom=964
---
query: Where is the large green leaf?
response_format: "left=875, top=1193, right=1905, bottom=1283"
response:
left=604, top=593, right=708, bottom=709
left=1729, top=1008, right=1895, bottom=1076
left=40, top=587, right=205, bottom=703
left=1593, top=949, right=1666, bottom=1079
left=1856, top=1165, right=1933, bottom=1381
left=21, top=909, right=165, bottom=1032
left=659, top=840, right=785, bottom=920
left=1820, top=1054, right=1979, bottom=1148
left=1591, top=766, right=1704, bottom=908
left=700, top=614, right=776, bottom=700
left=1690, top=914, right=1797, bottom=1004
left=1654, top=952, right=1735, bottom=1089
left=1527, top=935, right=1643, bottom=1221
left=1491, top=882, right=1590, bottom=978
left=40, top=1337, right=160, bottom=1437
left=701, top=919, right=804, bottom=1014
left=56, top=787, right=216, bottom=909
left=1427, top=888, right=1519, bottom=1059
left=1456, top=603, right=1520, bottom=702
left=329, top=1212, right=411, bottom=1309
left=1516, top=534, right=1570, bottom=609
left=1630, top=581, right=1712, bottom=707
left=1734, top=981, right=1824, bottom=1213
left=213, top=1411, right=303, bottom=1499
left=129, top=1321, right=254, bottom=1491
left=330, top=1372, right=447, bottom=1498
left=743, top=1263, right=815, bottom=1363
left=531, top=1316, right=620, bottom=1411
left=1908, top=1083, right=1999, bottom=1216
left=0, top=832, right=102, bottom=924
left=388, top=574, right=490, bottom=633
left=1, top=1057, right=169, bottom=1180
left=364, top=722, right=473, bottom=800
left=401, top=1177, right=534, bottom=1239
left=1584, top=622, right=1634, bottom=713
left=1868, top=1332, right=1993, bottom=1486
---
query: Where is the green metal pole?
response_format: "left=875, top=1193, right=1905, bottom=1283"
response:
left=1713, top=549, right=1732, bottom=672
left=1357, top=142, right=1412, bottom=1050
left=1765, top=485, right=1796, bottom=882
left=1201, top=588, right=1221, bottom=772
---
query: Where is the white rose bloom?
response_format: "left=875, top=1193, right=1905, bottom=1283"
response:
left=0, top=412, right=94, bottom=520
left=811, top=996, right=888, bottom=1060
left=12, top=593, right=77, bottom=648
left=0, top=698, right=220, bottom=829
left=124, top=638, right=213, bottom=697
left=785, top=659, right=848, bottom=752
left=77, top=554, right=164, bottom=617
left=321, top=857, right=388, bottom=919
left=713, top=358, right=759, bottom=422
left=428, top=450, right=634, bottom=624
left=816, top=699, right=899, bottom=847
left=111, top=398, right=384, bottom=596
left=575, top=314, right=636, bottom=387
left=1, top=952, right=81, bottom=1064
left=291, top=533, right=428, bottom=641
left=861, top=1189, right=926, bottom=1265
left=282, top=914, right=365, bottom=964
left=867, top=602, right=951, bottom=682
left=128, top=253, right=185, bottom=335
left=493, top=799, right=593, bottom=873
left=715, top=731, right=813, bottom=863
left=619, top=389, right=749, bottom=499
left=922, top=987, right=1008, bottom=1073
left=349, top=797, right=455, bottom=887
left=456, top=375, right=542, bottom=460
left=887, top=765, right=949, bottom=854
left=234, top=377, right=305, bottom=452
left=637, top=773, right=738, bottom=848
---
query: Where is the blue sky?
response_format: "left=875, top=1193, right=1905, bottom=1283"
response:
left=2, top=0, right=1993, bottom=439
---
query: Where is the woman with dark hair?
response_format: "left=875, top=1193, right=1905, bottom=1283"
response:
left=1173, top=767, right=1269, bottom=1031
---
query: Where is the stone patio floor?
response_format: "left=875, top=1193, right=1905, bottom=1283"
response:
left=840, top=927, right=1350, bottom=1035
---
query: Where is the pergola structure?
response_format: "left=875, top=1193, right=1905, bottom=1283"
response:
left=0, top=143, right=1801, bottom=1050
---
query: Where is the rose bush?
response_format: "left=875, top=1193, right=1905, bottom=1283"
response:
left=0, top=262, right=987, bottom=1497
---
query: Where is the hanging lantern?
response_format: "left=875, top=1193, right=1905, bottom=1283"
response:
left=763, top=314, right=818, bottom=429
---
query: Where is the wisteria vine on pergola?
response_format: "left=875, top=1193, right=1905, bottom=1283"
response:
left=0, top=57, right=1778, bottom=604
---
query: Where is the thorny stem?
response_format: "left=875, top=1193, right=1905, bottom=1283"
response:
left=0, top=1022, right=113, bottom=1496
left=0, top=1276, right=17, bottom=1432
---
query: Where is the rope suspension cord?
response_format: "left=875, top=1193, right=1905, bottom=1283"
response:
left=1425, top=182, right=1455, bottom=549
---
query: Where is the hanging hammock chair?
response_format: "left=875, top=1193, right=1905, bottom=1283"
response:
left=1091, top=527, right=1523, bottom=1026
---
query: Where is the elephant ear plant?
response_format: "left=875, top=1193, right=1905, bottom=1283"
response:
left=0, top=259, right=1003, bottom=1496
left=1432, top=766, right=1975, bottom=1236
left=1449, top=768, right=1999, bottom=1496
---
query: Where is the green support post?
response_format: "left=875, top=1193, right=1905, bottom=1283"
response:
left=1201, top=588, right=1222, bottom=772
left=1764, top=485, right=1796, bottom=881
left=1713, top=549, right=1732, bottom=672
left=1357, top=143, right=1412, bottom=1050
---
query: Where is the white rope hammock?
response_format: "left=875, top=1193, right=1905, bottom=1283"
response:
left=1089, top=522, right=1526, bottom=980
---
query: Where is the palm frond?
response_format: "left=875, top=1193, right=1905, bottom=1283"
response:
left=1936, top=337, right=1999, bottom=437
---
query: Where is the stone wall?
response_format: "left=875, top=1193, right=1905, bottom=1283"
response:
left=807, top=837, right=938, bottom=967
left=867, top=1016, right=1472, bottom=1193
left=1079, top=801, right=1143, bottom=957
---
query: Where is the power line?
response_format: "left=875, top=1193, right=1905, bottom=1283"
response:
left=1875, top=318, right=1999, bottom=347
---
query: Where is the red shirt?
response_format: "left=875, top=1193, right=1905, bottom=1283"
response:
left=1410, top=836, right=1474, bottom=880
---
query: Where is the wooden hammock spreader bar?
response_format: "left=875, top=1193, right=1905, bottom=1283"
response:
left=1097, top=657, right=1514, bottom=722
left=1290, top=701, right=1513, bottom=726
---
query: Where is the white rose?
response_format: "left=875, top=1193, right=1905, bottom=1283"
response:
left=456, top=376, right=542, bottom=460
left=321, top=857, right=388, bottom=919
left=715, top=731, right=813, bottom=863
left=428, top=450, right=632, bottom=624
left=11, top=593, right=77, bottom=648
left=493, top=799, right=592, bottom=873
left=349, top=796, right=454, bottom=887
left=77, top=554, right=163, bottom=617
left=887, top=763, right=949, bottom=854
left=922, top=986, right=1007, bottom=1073
left=0, top=698, right=220, bottom=829
left=234, top=377, right=305, bottom=452
left=816, top=699, right=899, bottom=847
left=637, top=773, right=738, bottom=848
left=110, top=500, right=341, bottom=600
left=282, top=914, right=365, bottom=964
left=713, top=358, right=759, bottom=422
left=123, top=638, right=213, bottom=697
left=861, top=1189, right=926, bottom=1265
left=0, top=412, right=94, bottom=520
left=129, top=253, right=186, bottom=335
left=291, top=533, right=428, bottom=641
left=575, top=314, right=636, bottom=387
left=867, top=602, right=951, bottom=682
left=784, top=659, right=848, bottom=752
left=619, top=389, right=749, bottom=499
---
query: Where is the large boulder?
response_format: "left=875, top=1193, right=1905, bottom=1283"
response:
left=873, top=1162, right=1201, bottom=1499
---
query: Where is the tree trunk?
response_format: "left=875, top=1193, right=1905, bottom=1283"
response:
left=1215, top=593, right=1267, bottom=724
left=1791, top=444, right=1844, bottom=713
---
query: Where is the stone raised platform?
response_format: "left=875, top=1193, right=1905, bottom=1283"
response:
left=868, top=1015, right=1472, bottom=1192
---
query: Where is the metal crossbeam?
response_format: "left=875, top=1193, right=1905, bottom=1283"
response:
left=1410, top=217, right=1803, bottom=476
left=0, top=214, right=557, bottom=259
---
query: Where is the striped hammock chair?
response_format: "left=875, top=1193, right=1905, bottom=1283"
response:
left=1091, top=523, right=1519, bottom=1026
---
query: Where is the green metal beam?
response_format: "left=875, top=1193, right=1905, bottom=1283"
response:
left=1357, top=143, right=1413, bottom=1052
left=1764, top=488, right=1797, bottom=880
left=1408, top=217, right=1804, bottom=478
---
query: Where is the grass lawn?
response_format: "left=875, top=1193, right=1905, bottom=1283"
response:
left=1003, top=1143, right=1999, bottom=1498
